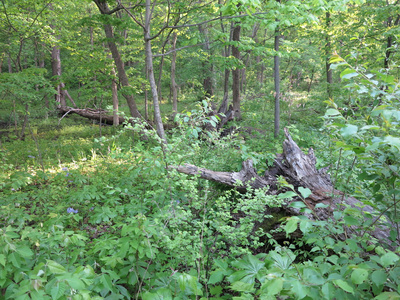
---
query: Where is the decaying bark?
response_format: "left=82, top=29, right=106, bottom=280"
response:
left=59, top=106, right=125, bottom=125
left=173, top=128, right=397, bottom=249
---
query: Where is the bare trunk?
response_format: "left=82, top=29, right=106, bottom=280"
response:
left=274, top=27, right=281, bottom=138
left=8, top=56, right=12, bottom=73
left=93, top=0, right=142, bottom=119
left=111, top=66, right=119, bottom=125
left=157, top=50, right=164, bottom=102
left=51, top=45, right=67, bottom=109
left=221, top=20, right=233, bottom=104
left=308, top=66, right=316, bottom=94
left=20, top=104, right=29, bottom=140
left=232, top=22, right=241, bottom=120
left=145, top=0, right=166, bottom=142
left=103, top=23, right=141, bottom=119
left=59, top=106, right=125, bottom=125
left=325, top=12, right=332, bottom=98
left=41, top=49, right=48, bottom=111
left=198, top=24, right=213, bottom=98
left=171, top=31, right=178, bottom=113
left=384, top=15, right=399, bottom=69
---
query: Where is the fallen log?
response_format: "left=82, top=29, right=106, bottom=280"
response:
left=59, top=106, right=125, bottom=125
left=173, top=128, right=397, bottom=249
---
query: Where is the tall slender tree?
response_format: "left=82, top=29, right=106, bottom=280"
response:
left=93, top=0, right=142, bottom=120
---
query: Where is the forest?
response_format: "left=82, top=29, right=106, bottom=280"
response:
left=0, top=0, right=400, bottom=299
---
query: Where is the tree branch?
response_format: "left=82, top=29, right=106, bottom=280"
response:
left=168, top=12, right=268, bottom=29
left=152, top=42, right=206, bottom=57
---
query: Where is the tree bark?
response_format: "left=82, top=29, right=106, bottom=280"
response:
left=274, top=25, right=281, bottom=138
left=8, top=56, right=12, bottom=73
left=51, top=45, right=67, bottom=109
left=144, top=0, right=166, bottom=142
left=232, top=21, right=241, bottom=120
left=111, top=66, right=119, bottom=126
left=103, top=22, right=141, bottom=119
left=93, top=0, right=142, bottom=120
left=384, top=14, right=400, bottom=69
left=171, top=31, right=178, bottom=113
left=220, top=21, right=233, bottom=109
left=59, top=106, right=124, bottom=125
left=172, top=128, right=397, bottom=249
left=325, top=12, right=333, bottom=98
left=198, top=24, right=213, bottom=98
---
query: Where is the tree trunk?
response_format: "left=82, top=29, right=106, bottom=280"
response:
left=144, top=0, right=166, bottom=143
left=51, top=45, right=67, bottom=109
left=172, top=128, right=397, bottom=249
left=0, top=53, right=3, bottom=73
left=221, top=21, right=233, bottom=108
left=171, top=31, right=178, bottom=113
left=157, top=44, right=165, bottom=102
left=111, top=66, right=119, bottom=126
left=103, top=22, right=141, bottom=119
left=8, top=56, right=12, bottom=73
left=274, top=26, right=281, bottom=138
left=93, top=0, right=142, bottom=120
left=384, top=15, right=399, bottom=69
left=232, top=22, right=241, bottom=120
left=59, top=106, right=124, bottom=125
left=325, top=12, right=333, bottom=98
left=198, top=24, right=213, bottom=98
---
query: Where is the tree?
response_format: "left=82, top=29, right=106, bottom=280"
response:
left=170, top=31, right=178, bottom=113
left=232, top=20, right=241, bottom=119
left=93, top=0, right=142, bottom=120
left=274, top=22, right=281, bottom=138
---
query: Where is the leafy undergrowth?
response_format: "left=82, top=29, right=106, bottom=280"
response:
left=1, top=91, right=400, bottom=299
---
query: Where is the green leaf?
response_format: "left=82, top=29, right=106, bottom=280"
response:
left=229, top=255, right=265, bottom=285
left=16, top=246, right=33, bottom=258
left=50, top=281, right=66, bottom=300
left=230, top=281, right=254, bottom=292
left=299, top=220, right=312, bottom=233
left=101, top=274, right=115, bottom=292
left=9, top=252, right=21, bottom=268
left=288, top=201, right=307, bottom=208
left=340, top=124, right=358, bottom=138
left=66, top=277, right=85, bottom=290
left=351, top=268, right=369, bottom=285
left=260, top=278, right=283, bottom=296
left=0, top=254, right=6, bottom=266
left=374, top=292, right=400, bottom=300
left=322, top=282, right=335, bottom=300
left=285, top=217, right=299, bottom=235
left=208, top=270, right=225, bottom=284
left=298, top=187, right=312, bottom=199
left=47, top=260, right=66, bottom=274
left=343, top=215, right=360, bottom=226
left=380, top=252, right=399, bottom=267
left=333, top=279, right=354, bottom=294
left=291, top=280, right=309, bottom=299
left=278, top=191, right=297, bottom=199
left=329, top=55, right=344, bottom=64
left=324, top=109, right=342, bottom=118
left=315, top=203, right=329, bottom=208
left=340, top=68, right=359, bottom=80
left=371, top=270, right=387, bottom=286
left=143, top=288, right=172, bottom=300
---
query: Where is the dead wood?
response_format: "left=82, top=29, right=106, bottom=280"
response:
left=59, top=106, right=125, bottom=125
left=172, top=128, right=397, bottom=249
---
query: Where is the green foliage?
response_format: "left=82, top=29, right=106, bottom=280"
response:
left=1, top=0, right=400, bottom=298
